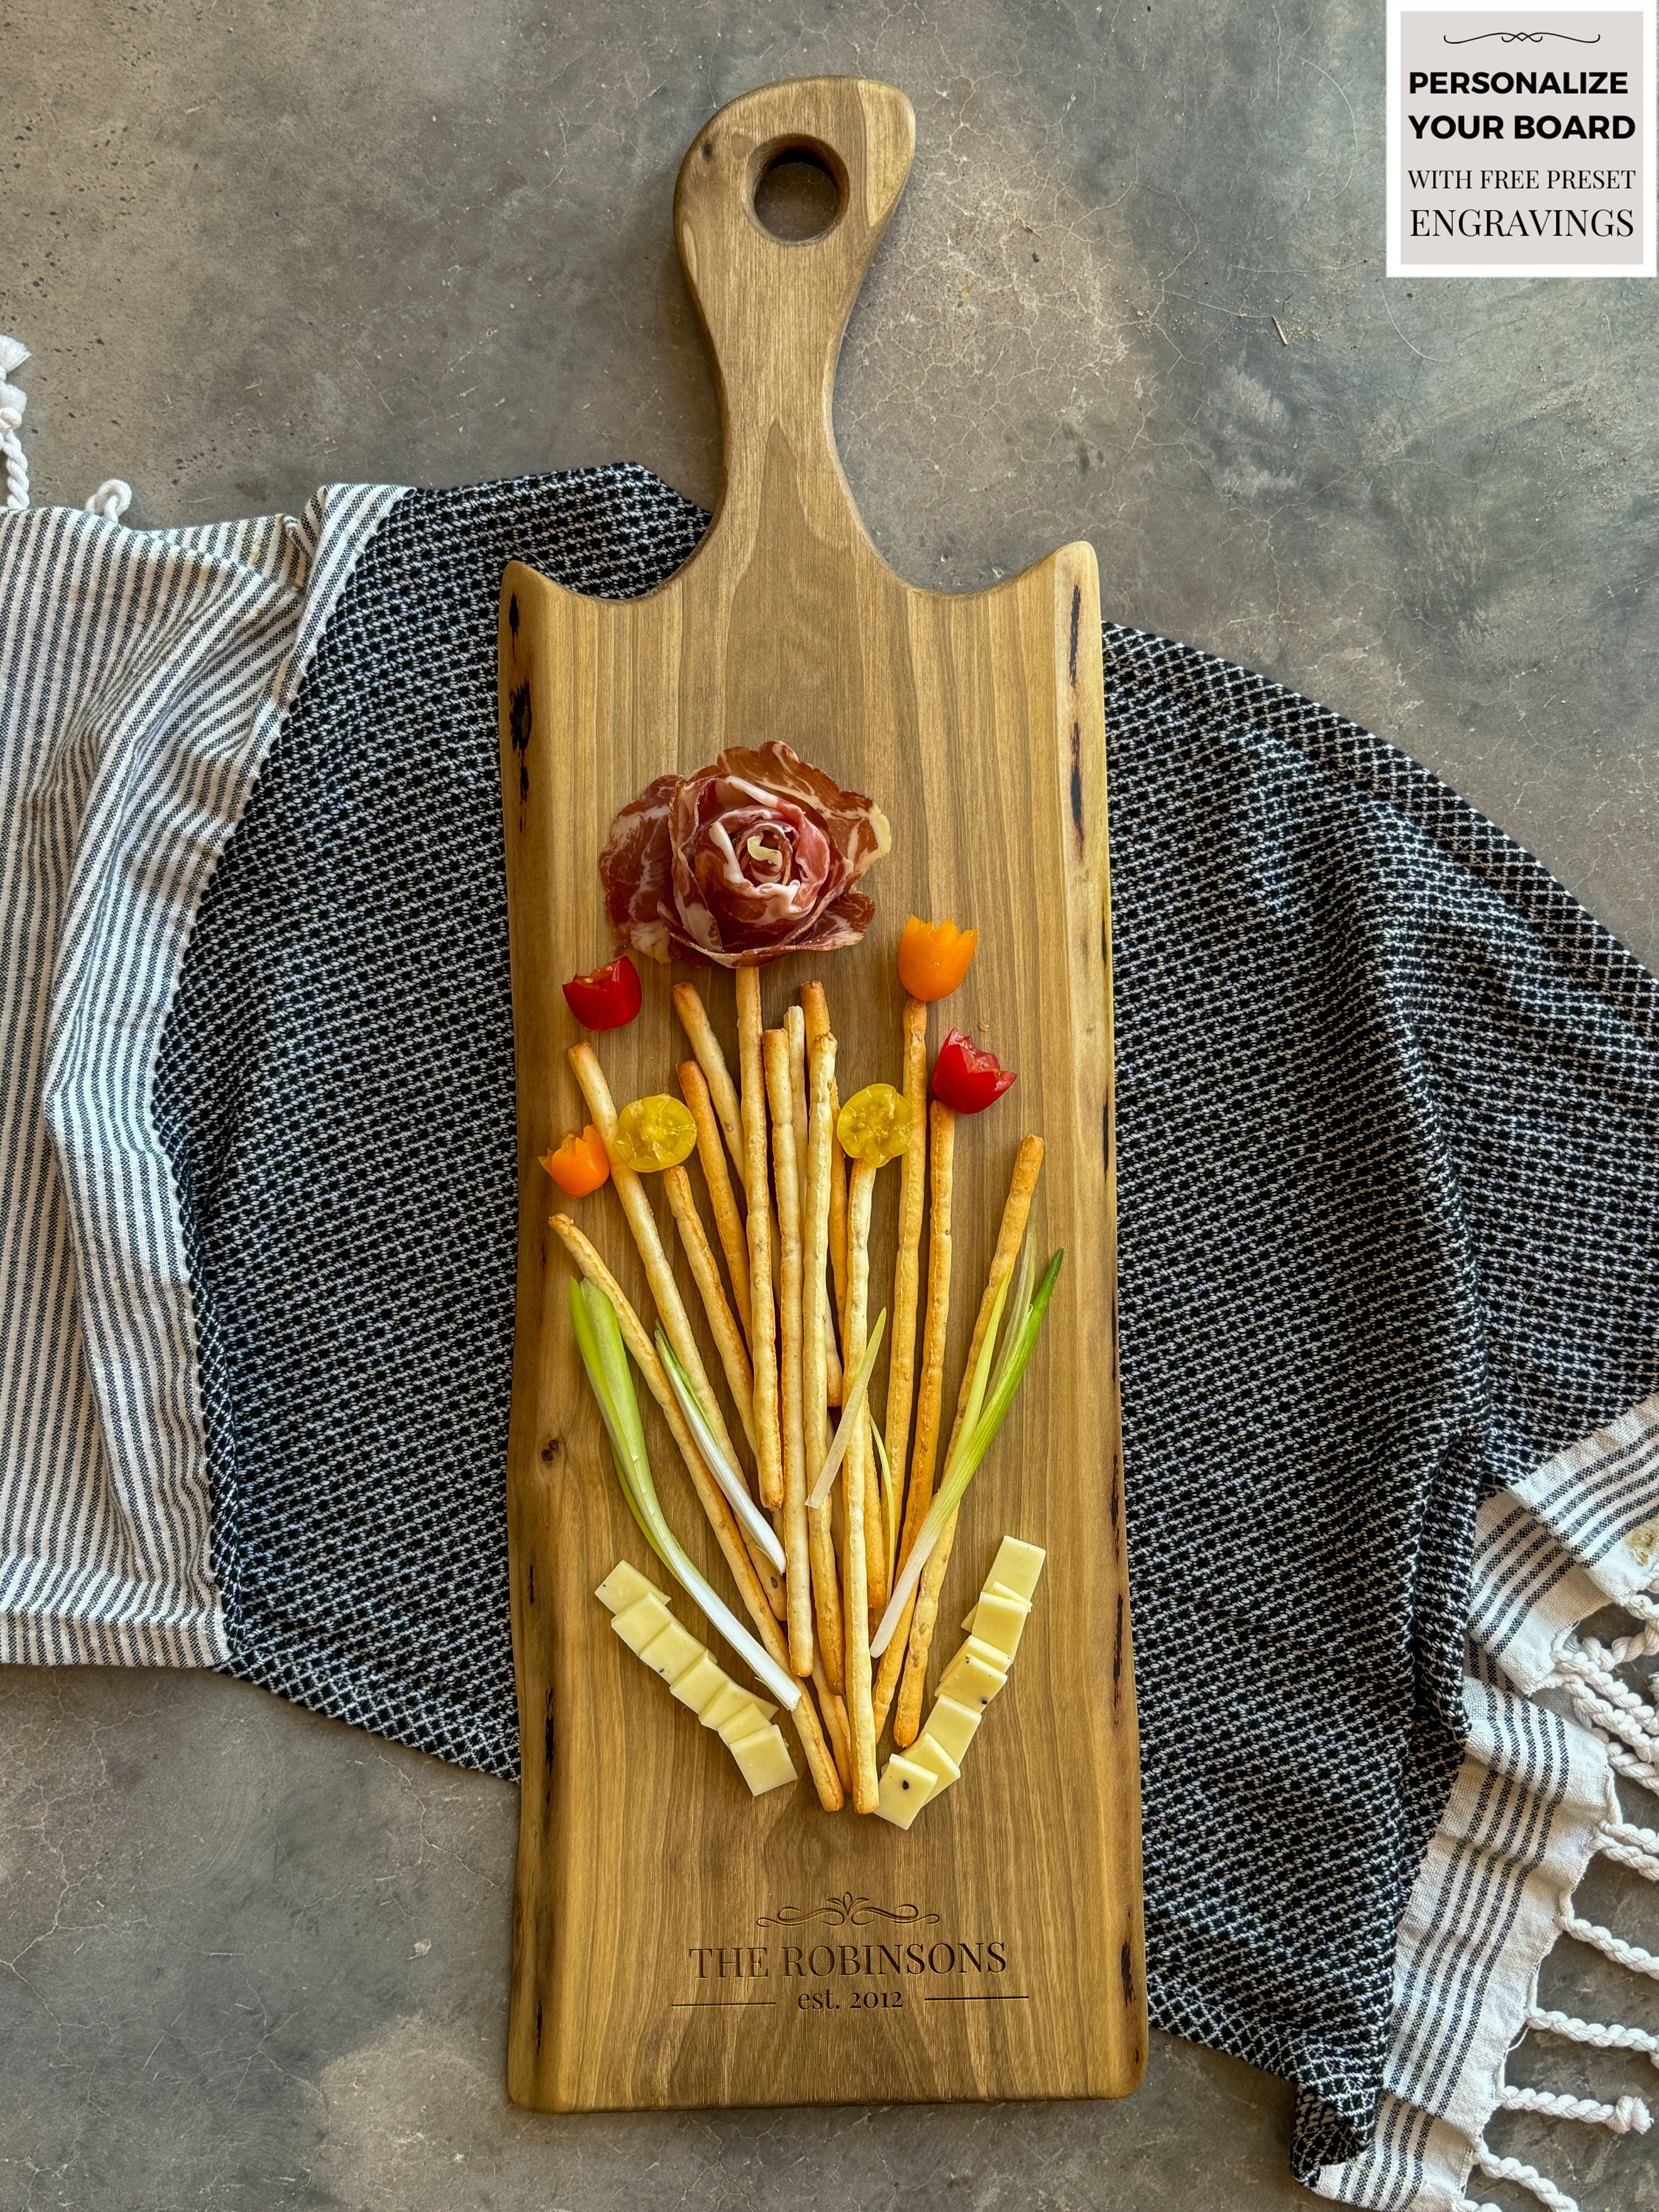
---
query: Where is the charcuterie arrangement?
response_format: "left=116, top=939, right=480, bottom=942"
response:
left=546, top=740, right=1061, bottom=1820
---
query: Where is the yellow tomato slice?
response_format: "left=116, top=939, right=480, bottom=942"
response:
left=836, top=1082, right=912, bottom=1166
left=611, top=1094, right=697, bottom=1173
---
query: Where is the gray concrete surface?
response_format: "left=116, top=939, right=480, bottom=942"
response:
left=4, top=3, right=1657, bottom=2209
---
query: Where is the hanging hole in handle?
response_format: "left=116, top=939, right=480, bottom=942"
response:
left=751, top=141, right=845, bottom=242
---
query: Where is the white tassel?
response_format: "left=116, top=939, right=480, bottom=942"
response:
left=1, top=335, right=29, bottom=511
left=1471, top=2141, right=1580, bottom=2212
left=1557, top=1894, right=1659, bottom=1981
left=1596, top=1814, right=1659, bottom=1882
left=1555, top=1644, right=1659, bottom=1780
left=84, top=479, right=132, bottom=523
left=1497, top=2080, right=1651, bottom=2133
left=1527, top=2002, right=1659, bottom=2068
left=1606, top=1738, right=1659, bottom=1800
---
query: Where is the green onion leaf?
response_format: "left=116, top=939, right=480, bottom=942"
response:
left=869, top=1250, right=1063, bottom=1659
left=568, top=1278, right=800, bottom=1711
left=870, top=1419, right=899, bottom=1585
left=656, top=1329, right=785, bottom=1574
left=805, top=1308, right=889, bottom=1509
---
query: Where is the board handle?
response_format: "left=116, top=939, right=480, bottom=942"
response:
left=673, top=77, right=915, bottom=521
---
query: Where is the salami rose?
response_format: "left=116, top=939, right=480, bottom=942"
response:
left=599, top=742, right=891, bottom=969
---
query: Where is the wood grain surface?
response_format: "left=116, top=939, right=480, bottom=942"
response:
left=498, top=74, right=1143, bottom=2113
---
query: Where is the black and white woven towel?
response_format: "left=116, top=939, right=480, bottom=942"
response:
left=5, top=470, right=1657, bottom=2205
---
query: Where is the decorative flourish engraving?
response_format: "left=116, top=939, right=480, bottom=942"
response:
left=1442, top=28, right=1601, bottom=44
left=756, top=1892, right=940, bottom=1930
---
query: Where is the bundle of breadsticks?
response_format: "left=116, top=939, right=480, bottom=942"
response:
left=553, top=968, right=1043, bottom=1819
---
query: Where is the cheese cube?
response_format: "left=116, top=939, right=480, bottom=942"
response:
left=718, top=1697, right=773, bottom=1745
left=964, top=1590, right=1030, bottom=1660
left=989, top=1537, right=1046, bottom=1601
left=610, top=1594, right=673, bottom=1653
left=922, top=1694, right=981, bottom=1767
left=594, top=1561, right=659, bottom=1613
left=639, top=1618, right=703, bottom=1682
left=727, top=1724, right=797, bottom=1796
left=937, top=1646, right=1008, bottom=1712
left=908, top=1734, right=962, bottom=1793
left=874, top=1754, right=939, bottom=1829
left=670, top=1650, right=728, bottom=1716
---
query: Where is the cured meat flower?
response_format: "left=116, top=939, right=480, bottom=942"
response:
left=600, top=741, right=891, bottom=969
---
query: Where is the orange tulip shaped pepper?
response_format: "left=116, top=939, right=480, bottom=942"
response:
left=540, top=1124, right=611, bottom=1198
left=896, top=915, right=978, bottom=1002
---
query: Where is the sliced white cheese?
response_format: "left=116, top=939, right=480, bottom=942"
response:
left=937, top=1646, right=1009, bottom=1713
left=639, top=1617, right=703, bottom=1683
left=962, top=1590, right=1030, bottom=1660
left=717, top=1697, right=775, bottom=1746
left=988, top=1535, right=1046, bottom=1602
left=699, top=1680, right=757, bottom=1732
left=908, top=1733, right=962, bottom=1793
left=922, top=1693, right=981, bottom=1767
left=962, top=1582, right=1036, bottom=1633
left=594, top=1560, right=659, bottom=1614
left=960, top=1632, right=1011, bottom=1678
left=726, top=1724, right=797, bottom=1796
left=610, top=1593, right=673, bottom=1653
left=670, top=1650, right=729, bottom=1716
left=874, top=1753, right=939, bottom=1829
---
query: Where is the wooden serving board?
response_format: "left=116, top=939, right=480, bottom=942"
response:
left=497, top=75, right=1143, bottom=2113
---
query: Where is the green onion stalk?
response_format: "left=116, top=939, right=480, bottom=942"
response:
left=868, top=1239, right=1063, bottom=1660
left=567, top=1276, right=800, bottom=1711
left=654, top=1328, right=785, bottom=1576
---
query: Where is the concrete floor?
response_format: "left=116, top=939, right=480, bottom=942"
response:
left=4, top=2, right=1657, bottom=2207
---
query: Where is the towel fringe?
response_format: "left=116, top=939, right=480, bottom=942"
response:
left=1496, top=2080, right=1651, bottom=2133
left=84, top=479, right=132, bottom=522
left=1549, top=1602, right=1659, bottom=1812
left=1460, top=2142, right=1581, bottom=2212
left=1594, top=1813, right=1659, bottom=1882
left=1, top=335, right=29, bottom=511
left=1526, top=2001, right=1659, bottom=2065
left=0, top=335, right=136, bottom=520
left=1556, top=1892, right=1659, bottom=1980
left=1464, top=1592, right=1659, bottom=2211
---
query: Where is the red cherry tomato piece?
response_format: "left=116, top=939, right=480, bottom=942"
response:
left=562, top=954, right=642, bottom=1030
left=931, top=1027, right=1017, bottom=1115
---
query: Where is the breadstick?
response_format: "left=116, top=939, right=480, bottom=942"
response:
left=735, top=969, right=783, bottom=1513
left=681, top=977, right=778, bottom=1353
left=568, top=1042, right=745, bottom=1486
left=788, top=1005, right=809, bottom=1207
left=801, top=982, right=849, bottom=1335
left=663, top=1164, right=756, bottom=1454
left=677, top=1058, right=752, bottom=1347
left=892, top=1133, right=1045, bottom=1747
left=550, top=1213, right=838, bottom=1808
left=812, top=1650, right=854, bottom=1792
left=801, top=1023, right=845, bottom=1693
left=881, top=996, right=929, bottom=1583
left=872, top=1102, right=954, bottom=1738
left=763, top=1029, right=813, bottom=1676
left=791, top=1001, right=843, bottom=1405
left=672, top=981, right=744, bottom=1170
left=844, top=1152, right=891, bottom=1620
left=841, top=1156, right=881, bottom=1810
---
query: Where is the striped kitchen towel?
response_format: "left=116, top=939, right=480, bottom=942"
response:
left=2, top=406, right=1655, bottom=2203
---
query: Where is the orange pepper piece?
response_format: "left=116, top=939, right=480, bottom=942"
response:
left=540, top=1124, right=611, bottom=1198
left=896, top=915, right=978, bottom=1003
